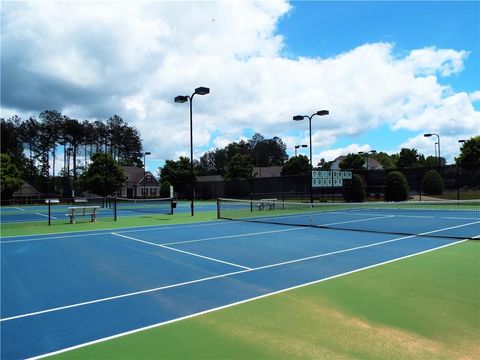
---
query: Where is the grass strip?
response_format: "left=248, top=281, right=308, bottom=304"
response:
left=0, top=210, right=218, bottom=237
left=53, top=240, right=479, bottom=359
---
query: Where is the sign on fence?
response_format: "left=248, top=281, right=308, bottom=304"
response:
left=312, top=170, right=352, bottom=188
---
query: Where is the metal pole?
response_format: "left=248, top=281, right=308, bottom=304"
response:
left=190, top=96, right=194, bottom=216
left=114, top=196, right=118, bottom=221
left=437, top=135, right=441, bottom=167
left=309, top=116, right=313, bottom=203
left=143, top=153, right=146, bottom=198
left=456, top=165, right=460, bottom=200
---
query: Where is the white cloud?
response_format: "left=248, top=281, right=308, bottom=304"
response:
left=317, top=144, right=374, bottom=164
left=2, top=1, right=478, bottom=166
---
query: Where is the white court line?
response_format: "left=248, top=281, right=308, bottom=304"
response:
left=31, top=237, right=472, bottom=360
left=0, top=220, right=228, bottom=243
left=14, top=207, right=26, bottom=211
left=339, top=212, right=479, bottom=221
left=163, top=216, right=394, bottom=247
left=163, top=227, right=305, bottom=246
left=35, top=213, right=58, bottom=220
left=4, top=219, right=476, bottom=323
left=111, top=232, right=252, bottom=270
left=318, top=215, right=395, bottom=226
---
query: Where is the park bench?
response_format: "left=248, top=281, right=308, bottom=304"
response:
left=66, top=206, right=100, bottom=224
left=257, top=198, right=277, bottom=211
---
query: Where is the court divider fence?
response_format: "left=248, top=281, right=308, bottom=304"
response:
left=194, top=162, right=479, bottom=202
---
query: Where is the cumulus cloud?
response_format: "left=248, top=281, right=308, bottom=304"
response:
left=317, top=144, right=374, bottom=165
left=1, top=0, right=478, bottom=165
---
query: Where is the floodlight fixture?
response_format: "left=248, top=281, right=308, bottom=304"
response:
left=174, top=95, right=188, bottom=103
left=194, top=87, right=210, bottom=95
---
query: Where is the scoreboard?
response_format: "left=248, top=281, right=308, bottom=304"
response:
left=312, top=170, right=352, bottom=188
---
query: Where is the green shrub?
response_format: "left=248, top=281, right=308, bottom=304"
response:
left=384, top=171, right=409, bottom=201
left=160, top=181, right=172, bottom=197
left=422, top=170, right=444, bottom=195
left=343, top=174, right=366, bottom=202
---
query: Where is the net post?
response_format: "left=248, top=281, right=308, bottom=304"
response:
left=331, top=170, right=334, bottom=203
left=113, top=196, right=118, bottom=221
left=48, top=199, right=51, bottom=226
left=250, top=194, right=253, bottom=212
left=216, top=198, right=220, bottom=219
left=456, top=165, right=460, bottom=200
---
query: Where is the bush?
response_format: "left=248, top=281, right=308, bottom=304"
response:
left=384, top=171, right=409, bottom=201
left=160, top=181, right=172, bottom=198
left=343, top=174, right=366, bottom=202
left=422, top=170, right=444, bottom=195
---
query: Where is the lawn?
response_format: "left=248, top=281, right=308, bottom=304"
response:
left=53, top=240, right=479, bottom=360
left=0, top=208, right=218, bottom=237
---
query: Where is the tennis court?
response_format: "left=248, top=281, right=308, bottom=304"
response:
left=0, top=200, right=217, bottom=224
left=1, top=199, right=478, bottom=358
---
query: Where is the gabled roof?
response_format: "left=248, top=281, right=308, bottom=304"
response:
left=122, top=166, right=158, bottom=186
left=12, top=182, right=41, bottom=197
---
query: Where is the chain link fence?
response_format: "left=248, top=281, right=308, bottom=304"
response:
left=193, top=162, right=479, bottom=202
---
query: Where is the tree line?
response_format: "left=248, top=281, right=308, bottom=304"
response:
left=160, top=135, right=480, bottom=195
left=336, top=142, right=479, bottom=171
left=1, top=111, right=143, bottom=197
left=159, top=133, right=290, bottom=191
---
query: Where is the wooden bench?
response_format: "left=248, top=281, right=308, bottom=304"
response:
left=257, top=198, right=277, bottom=211
left=66, top=206, right=100, bottom=224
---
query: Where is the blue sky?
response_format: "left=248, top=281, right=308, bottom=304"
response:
left=279, top=1, right=479, bottom=92
left=1, top=1, right=479, bottom=173
left=277, top=1, right=479, bottom=159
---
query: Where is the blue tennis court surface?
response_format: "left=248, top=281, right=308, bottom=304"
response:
left=1, top=213, right=472, bottom=359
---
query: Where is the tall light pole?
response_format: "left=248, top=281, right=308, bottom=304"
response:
left=293, top=110, right=329, bottom=202
left=457, top=140, right=467, bottom=200
left=424, top=133, right=441, bottom=167
left=175, top=86, right=210, bottom=216
left=294, top=144, right=308, bottom=157
left=67, top=147, right=73, bottom=198
left=143, top=151, right=151, bottom=198
left=358, top=150, right=376, bottom=170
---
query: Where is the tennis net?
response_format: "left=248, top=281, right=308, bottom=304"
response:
left=115, top=197, right=174, bottom=215
left=217, top=198, right=480, bottom=240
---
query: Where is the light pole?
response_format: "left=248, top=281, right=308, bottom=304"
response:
left=67, top=147, right=73, bottom=198
left=143, top=151, right=151, bottom=198
left=424, top=133, right=441, bottom=167
left=294, top=144, right=308, bottom=157
left=457, top=140, right=467, bottom=200
left=293, top=110, right=329, bottom=202
left=175, top=86, right=210, bottom=216
left=358, top=150, right=376, bottom=170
